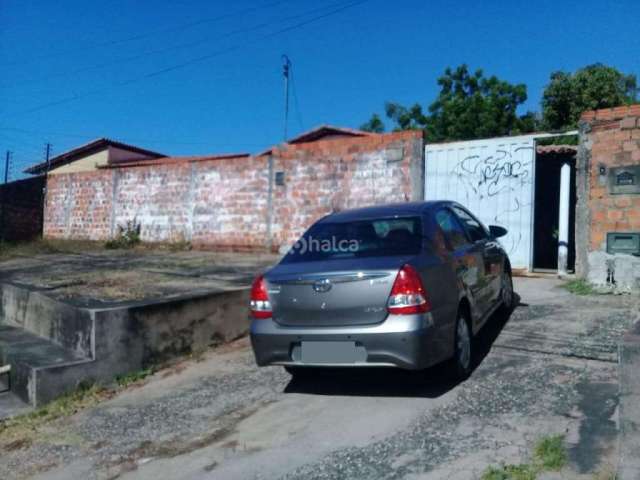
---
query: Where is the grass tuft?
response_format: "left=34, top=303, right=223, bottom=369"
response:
left=482, top=464, right=537, bottom=480
left=562, top=278, right=595, bottom=296
left=533, top=434, right=567, bottom=471
left=0, top=382, right=111, bottom=449
left=481, top=435, right=568, bottom=480
left=115, top=368, right=154, bottom=388
left=104, top=220, right=141, bottom=250
left=0, top=369, right=155, bottom=450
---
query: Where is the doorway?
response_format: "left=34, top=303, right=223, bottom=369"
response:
left=532, top=150, right=577, bottom=272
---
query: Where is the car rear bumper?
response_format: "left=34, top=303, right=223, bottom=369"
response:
left=250, top=314, right=437, bottom=370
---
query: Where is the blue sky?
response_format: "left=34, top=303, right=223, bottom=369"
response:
left=1, top=0, right=639, bottom=179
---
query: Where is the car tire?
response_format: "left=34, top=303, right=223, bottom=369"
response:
left=284, top=366, right=311, bottom=378
left=500, top=267, right=515, bottom=311
left=450, top=309, right=473, bottom=380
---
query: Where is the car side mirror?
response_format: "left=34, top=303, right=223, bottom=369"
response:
left=489, top=225, right=508, bottom=238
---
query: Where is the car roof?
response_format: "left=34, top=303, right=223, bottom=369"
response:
left=318, top=201, right=455, bottom=223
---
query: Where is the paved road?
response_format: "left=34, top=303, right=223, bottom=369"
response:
left=3, top=278, right=638, bottom=480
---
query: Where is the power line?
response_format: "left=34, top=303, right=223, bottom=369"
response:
left=0, top=127, right=269, bottom=148
left=0, top=136, right=46, bottom=155
left=127, top=1, right=366, bottom=81
left=0, top=142, right=43, bottom=155
left=10, top=0, right=367, bottom=117
left=1, top=0, right=292, bottom=68
left=5, top=1, right=348, bottom=89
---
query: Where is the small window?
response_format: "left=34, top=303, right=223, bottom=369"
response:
left=435, top=208, right=470, bottom=250
left=275, top=171, right=285, bottom=186
left=452, top=206, right=488, bottom=243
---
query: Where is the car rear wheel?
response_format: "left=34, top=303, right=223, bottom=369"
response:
left=451, top=310, right=473, bottom=379
left=284, top=366, right=312, bottom=378
left=500, top=268, right=515, bottom=310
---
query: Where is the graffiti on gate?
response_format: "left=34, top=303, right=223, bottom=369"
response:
left=450, top=146, right=534, bottom=255
left=451, top=146, right=533, bottom=200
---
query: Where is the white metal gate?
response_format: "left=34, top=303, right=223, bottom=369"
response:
left=424, top=135, right=537, bottom=270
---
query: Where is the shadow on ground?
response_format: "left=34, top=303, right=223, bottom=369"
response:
left=284, top=294, right=522, bottom=398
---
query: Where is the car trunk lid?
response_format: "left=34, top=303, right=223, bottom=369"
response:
left=265, top=256, right=413, bottom=327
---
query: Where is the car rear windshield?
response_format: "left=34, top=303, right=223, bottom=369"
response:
left=281, top=216, right=423, bottom=263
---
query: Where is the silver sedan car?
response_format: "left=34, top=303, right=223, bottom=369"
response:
left=250, top=201, right=514, bottom=379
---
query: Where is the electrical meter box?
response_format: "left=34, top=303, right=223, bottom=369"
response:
left=609, top=165, right=640, bottom=195
left=607, top=232, right=640, bottom=255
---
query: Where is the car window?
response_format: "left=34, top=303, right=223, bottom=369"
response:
left=281, top=216, right=423, bottom=263
left=452, top=206, right=488, bottom=243
left=435, top=208, right=471, bottom=250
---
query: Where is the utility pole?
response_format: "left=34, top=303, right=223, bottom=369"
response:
left=282, top=54, right=291, bottom=142
left=3, top=151, right=9, bottom=185
left=45, top=142, right=52, bottom=172
left=1, top=151, right=11, bottom=242
left=41, top=143, right=52, bottom=239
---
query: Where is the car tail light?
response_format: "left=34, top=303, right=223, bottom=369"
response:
left=250, top=275, right=272, bottom=319
left=387, top=264, right=431, bottom=315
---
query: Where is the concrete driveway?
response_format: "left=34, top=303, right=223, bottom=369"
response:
left=2, top=277, right=638, bottom=480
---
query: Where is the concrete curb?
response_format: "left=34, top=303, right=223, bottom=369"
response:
left=1, top=282, right=250, bottom=406
left=617, top=321, right=640, bottom=479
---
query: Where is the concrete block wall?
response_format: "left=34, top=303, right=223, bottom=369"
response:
left=0, top=176, right=45, bottom=242
left=45, top=170, right=114, bottom=240
left=110, top=157, right=271, bottom=247
left=270, top=130, right=424, bottom=247
left=43, top=130, right=424, bottom=251
left=577, top=105, right=640, bottom=289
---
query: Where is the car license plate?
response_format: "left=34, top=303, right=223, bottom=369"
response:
left=300, top=341, right=359, bottom=364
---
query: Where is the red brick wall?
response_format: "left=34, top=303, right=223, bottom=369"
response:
left=271, top=131, right=423, bottom=247
left=190, top=156, right=269, bottom=248
left=43, top=131, right=424, bottom=250
left=576, top=104, right=640, bottom=287
left=581, top=105, right=640, bottom=251
left=45, top=170, right=113, bottom=240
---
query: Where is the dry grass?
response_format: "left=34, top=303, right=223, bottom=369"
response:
left=52, top=270, right=167, bottom=302
left=0, top=383, right=114, bottom=451
left=0, top=365, right=162, bottom=452
left=0, top=239, right=105, bottom=260
left=0, top=239, right=225, bottom=263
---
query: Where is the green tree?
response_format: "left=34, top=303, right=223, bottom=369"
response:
left=359, top=113, right=385, bottom=133
left=542, top=63, right=638, bottom=130
left=363, top=65, right=537, bottom=142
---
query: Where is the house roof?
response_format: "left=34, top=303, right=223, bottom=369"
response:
left=101, top=153, right=251, bottom=169
left=536, top=144, right=578, bottom=155
left=24, top=138, right=165, bottom=175
left=287, top=125, right=372, bottom=144
left=256, top=125, right=374, bottom=156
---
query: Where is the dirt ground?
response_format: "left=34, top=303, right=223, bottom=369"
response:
left=0, top=277, right=638, bottom=480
